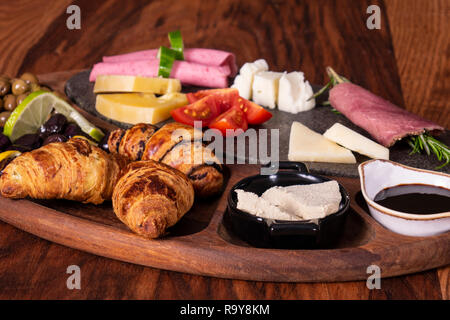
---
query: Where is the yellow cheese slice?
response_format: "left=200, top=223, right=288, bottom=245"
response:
left=95, top=92, right=188, bottom=125
left=94, top=75, right=181, bottom=94
left=288, top=121, right=356, bottom=163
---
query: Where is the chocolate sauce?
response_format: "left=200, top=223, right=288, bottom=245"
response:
left=374, top=184, right=450, bottom=215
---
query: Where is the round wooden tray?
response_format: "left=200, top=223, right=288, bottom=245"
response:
left=0, top=71, right=447, bottom=282
left=0, top=164, right=449, bottom=282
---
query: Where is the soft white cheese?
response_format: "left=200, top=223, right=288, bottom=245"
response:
left=231, top=75, right=251, bottom=99
left=252, top=71, right=283, bottom=109
left=240, top=59, right=269, bottom=78
left=323, top=123, right=389, bottom=160
left=288, top=121, right=356, bottom=163
left=235, top=189, right=297, bottom=221
left=261, top=181, right=342, bottom=220
left=235, top=181, right=342, bottom=221
left=231, top=59, right=268, bottom=99
left=278, top=72, right=316, bottom=113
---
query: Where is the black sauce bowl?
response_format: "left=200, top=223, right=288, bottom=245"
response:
left=224, top=162, right=350, bottom=249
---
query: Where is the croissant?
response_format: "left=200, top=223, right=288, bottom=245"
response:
left=108, top=122, right=223, bottom=197
left=112, top=160, right=194, bottom=238
left=0, top=138, right=129, bottom=204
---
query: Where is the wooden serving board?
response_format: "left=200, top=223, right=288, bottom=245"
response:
left=65, top=70, right=450, bottom=178
left=0, top=71, right=447, bottom=282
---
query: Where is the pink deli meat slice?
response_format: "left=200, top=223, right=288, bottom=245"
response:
left=89, top=59, right=230, bottom=88
left=329, top=83, right=444, bottom=147
left=102, top=48, right=238, bottom=77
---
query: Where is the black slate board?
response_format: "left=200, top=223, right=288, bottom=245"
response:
left=65, top=70, right=449, bottom=178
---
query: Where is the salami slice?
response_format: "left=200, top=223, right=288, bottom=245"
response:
left=329, top=82, right=444, bottom=147
left=89, top=60, right=230, bottom=88
left=103, top=48, right=238, bottom=77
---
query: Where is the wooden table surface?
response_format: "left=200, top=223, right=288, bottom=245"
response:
left=0, top=0, right=448, bottom=300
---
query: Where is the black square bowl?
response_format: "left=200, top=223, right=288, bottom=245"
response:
left=224, top=162, right=350, bottom=249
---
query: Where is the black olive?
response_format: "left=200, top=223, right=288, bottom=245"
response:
left=14, top=133, right=41, bottom=150
left=6, top=144, right=32, bottom=153
left=63, top=122, right=82, bottom=138
left=98, top=131, right=110, bottom=152
left=0, top=133, right=11, bottom=152
left=38, top=131, right=49, bottom=141
left=40, top=113, right=67, bottom=135
left=42, top=134, right=68, bottom=146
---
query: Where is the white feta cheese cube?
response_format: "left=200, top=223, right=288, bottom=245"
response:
left=231, top=74, right=251, bottom=99
left=232, top=59, right=269, bottom=100
left=278, top=72, right=316, bottom=113
left=240, top=59, right=269, bottom=78
left=252, top=71, right=283, bottom=109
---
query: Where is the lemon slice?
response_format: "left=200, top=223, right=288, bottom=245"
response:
left=67, top=111, right=104, bottom=142
left=3, top=90, right=104, bottom=143
left=0, top=150, right=21, bottom=162
left=3, top=91, right=53, bottom=142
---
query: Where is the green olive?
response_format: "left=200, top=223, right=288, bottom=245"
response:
left=0, top=79, right=11, bottom=97
left=0, top=111, right=11, bottom=127
left=20, top=72, right=39, bottom=85
left=30, top=83, right=41, bottom=92
left=16, top=93, right=29, bottom=106
left=11, top=78, right=29, bottom=95
left=39, top=85, right=51, bottom=92
left=52, top=91, right=69, bottom=102
left=3, top=94, right=17, bottom=111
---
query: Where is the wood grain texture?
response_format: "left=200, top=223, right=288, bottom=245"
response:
left=1, top=158, right=448, bottom=283
left=386, top=0, right=449, bottom=128
left=0, top=0, right=448, bottom=299
left=0, top=217, right=445, bottom=300
left=437, top=266, right=450, bottom=300
left=0, top=0, right=72, bottom=77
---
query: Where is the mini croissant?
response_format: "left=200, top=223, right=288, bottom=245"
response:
left=0, top=138, right=129, bottom=204
left=108, top=122, right=223, bottom=197
left=112, top=160, right=195, bottom=238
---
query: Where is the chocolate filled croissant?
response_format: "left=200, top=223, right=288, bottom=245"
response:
left=108, top=122, right=223, bottom=197
left=112, top=160, right=194, bottom=238
left=0, top=138, right=129, bottom=204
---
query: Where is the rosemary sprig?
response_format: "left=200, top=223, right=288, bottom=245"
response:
left=319, top=100, right=341, bottom=113
left=409, top=133, right=450, bottom=169
left=331, top=108, right=341, bottom=114
left=307, top=67, right=349, bottom=114
left=307, top=81, right=331, bottom=101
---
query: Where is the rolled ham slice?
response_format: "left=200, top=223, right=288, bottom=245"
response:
left=329, top=82, right=444, bottom=147
left=103, top=48, right=238, bottom=77
left=89, top=60, right=230, bottom=88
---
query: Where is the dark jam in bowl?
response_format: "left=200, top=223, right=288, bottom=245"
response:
left=374, top=184, right=450, bottom=215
